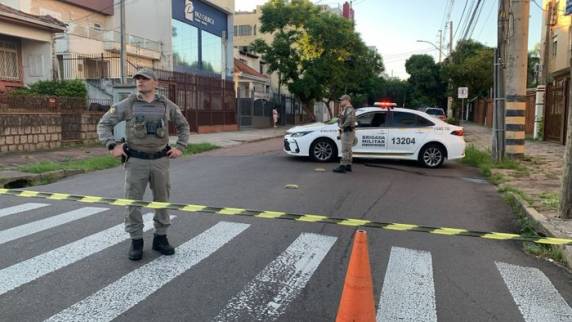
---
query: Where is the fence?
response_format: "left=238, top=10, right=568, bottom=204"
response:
left=471, top=90, right=536, bottom=136
left=58, top=53, right=139, bottom=81
left=545, top=79, right=568, bottom=143
left=152, top=69, right=237, bottom=133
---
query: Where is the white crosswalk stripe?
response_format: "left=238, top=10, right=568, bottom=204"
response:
left=0, top=213, right=160, bottom=297
left=45, top=221, right=250, bottom=322
left=0, top=203, right=50, bottom=219
left=0, top=201, right=571, bottom=322
left=496, top=262, right=572, bottom=322
left=0, top=207, right=108, bottom=245
left=212, top=233, right=337, bottom=321
left=376, top=247, right=437, bottom=322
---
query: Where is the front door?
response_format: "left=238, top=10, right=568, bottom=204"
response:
left=354, top=111, right=388, bottom=155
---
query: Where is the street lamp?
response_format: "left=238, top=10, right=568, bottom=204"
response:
left=416, top=40, right=447, bottom=63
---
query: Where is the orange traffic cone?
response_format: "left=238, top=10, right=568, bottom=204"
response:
left=336, top=230, right=376, bottom=322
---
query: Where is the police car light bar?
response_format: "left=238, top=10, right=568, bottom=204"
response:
left=374, top=102, right=397, bottom=109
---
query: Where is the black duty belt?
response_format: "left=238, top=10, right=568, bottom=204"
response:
left=123, top=145, right=171, bottom=160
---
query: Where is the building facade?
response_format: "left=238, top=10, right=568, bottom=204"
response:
left=539, top=0, right=571, bottom=144
left=0, top=3, right=65, bottom=92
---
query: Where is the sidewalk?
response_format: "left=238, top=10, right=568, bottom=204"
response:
left=0, top=127, right=288, bottom=186
left=464, top=122, right=572, bottom=266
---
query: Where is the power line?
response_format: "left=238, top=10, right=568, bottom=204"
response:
left=461, top=0, right=483, bottom=41
left=475, top=0, right=495, bottom=40
left=67, top=0, right=140, bottom=24
left=458, top=0, right=477, bottom=42
left=467, top=0, right=486, bottom=39
left=453, top=0, right=470, bottom=44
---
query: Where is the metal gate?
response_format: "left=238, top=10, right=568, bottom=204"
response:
left=545, top=79, right=568, bottom=143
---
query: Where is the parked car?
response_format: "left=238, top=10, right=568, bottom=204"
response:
left=283, top=106, right=465, bottom=168
left=420, top=107, right=447, bottom=121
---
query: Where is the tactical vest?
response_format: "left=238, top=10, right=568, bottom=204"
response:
left=121, top=94, right=171, bottom=152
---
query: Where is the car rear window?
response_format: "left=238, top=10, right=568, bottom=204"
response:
left=426, top=109, right=444, bottom=115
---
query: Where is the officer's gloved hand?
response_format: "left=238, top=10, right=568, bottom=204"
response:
left=167, top=147, right=183, bottom=159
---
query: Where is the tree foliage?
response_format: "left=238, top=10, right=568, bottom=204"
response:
left=251, top=0, right=384, bottom=116
left=442, top=40, right=494, bottom=99
left=405, top=55, right=445, bottom=107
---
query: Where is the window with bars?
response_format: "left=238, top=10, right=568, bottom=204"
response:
left=0, top=40, right=19, bottom=80
left=236, top=25, right=252, bottom=36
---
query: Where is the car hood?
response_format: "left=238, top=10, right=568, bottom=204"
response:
left=287, top=122, right=335, bottom=133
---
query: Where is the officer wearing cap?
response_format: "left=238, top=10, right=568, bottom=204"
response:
left=333, top=94, right=356, bottom=173
left=97, top=68, right=190, bottom=260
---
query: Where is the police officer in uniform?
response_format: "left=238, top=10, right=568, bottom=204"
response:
left=333, top=94, right=356, bottom=173
left=97, top=68, right=190, bottom=260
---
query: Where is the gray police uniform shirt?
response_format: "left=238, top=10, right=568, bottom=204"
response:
left=338, top=105, right=356, bottom=131
left=97, top=93, right=190, bottom=153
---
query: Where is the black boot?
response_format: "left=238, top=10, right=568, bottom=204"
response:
left=152, top=234, right=175, bottom=255
left=333, top=165, right=346, bottom=173
left=345, top=165, right=352, bottom=172
left=128, top=239, right=144, bottom=261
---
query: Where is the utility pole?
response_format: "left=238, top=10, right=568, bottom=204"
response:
left=503, top=0, right=529, bottom=159
left=438, top=29, right=443, bottom=63
left=559, top=4, right=572, bottom=219
left=493, top=0, right=508, bottom=161
left=534, top=0, right=553, bottom=140
left=449, top=21, right=453, bottom=55
left=120, top=0, right=127, bottom=84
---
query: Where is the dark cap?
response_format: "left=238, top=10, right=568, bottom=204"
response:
left=338, top=94, right=351, bottom=101
left=133, top=68, right=157, bottom=80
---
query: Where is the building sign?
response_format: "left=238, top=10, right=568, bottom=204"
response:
left=458, top=87, right=468, bottom=99
left=173, top=0, right=227, bottom=36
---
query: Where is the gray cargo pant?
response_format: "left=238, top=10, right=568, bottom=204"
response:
left=124, top=157, right=170, bottom=239
left=340, top=131, right=355, bottom=166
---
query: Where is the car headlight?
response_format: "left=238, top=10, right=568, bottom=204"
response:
left=290, top=131, right=313, bottom=137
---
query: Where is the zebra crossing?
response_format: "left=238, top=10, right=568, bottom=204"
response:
left=0, top=202, right=571, bottom=322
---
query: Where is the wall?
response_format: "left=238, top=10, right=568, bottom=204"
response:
left=111, top=0, right=172, bottom=70
left=0, top=113, right=61, bottom=152
left=30, top=0, right=109, bottom=29
left=21, top=38, right=52, bottom=85
left=541, top=0, right=572, bottom=75
left=0, top=112, right=104, bottom=153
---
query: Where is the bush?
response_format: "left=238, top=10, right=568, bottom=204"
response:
left=8, top=80, right=87, bottom=98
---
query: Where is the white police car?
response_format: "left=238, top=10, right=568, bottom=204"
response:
left=283, top=104, right=465, bottom=168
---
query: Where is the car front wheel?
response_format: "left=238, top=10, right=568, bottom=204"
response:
left=419, top=143, right=445, bottom=168
left=310, top=138, right=337, bottom=162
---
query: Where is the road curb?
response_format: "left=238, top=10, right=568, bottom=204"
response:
left=505, top=191, right=572, bottom=269
left=1, top=134, right=285, bottom=188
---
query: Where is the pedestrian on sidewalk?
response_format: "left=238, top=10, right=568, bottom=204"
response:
left=333, top=94, right=356, bottom=173
left=97, top=68, right=190, bottom=261
left=272, top=108, right=279, bottom=128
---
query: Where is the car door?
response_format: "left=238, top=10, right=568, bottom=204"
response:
left=387, top=111, right=434, bottom=155
left=353, top=111, right=388, bottom=155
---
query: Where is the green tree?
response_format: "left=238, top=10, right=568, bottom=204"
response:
left=528, top=44, right=540, bottom=88
left=405, top=54, right=445, bottom=107
left=251, top=0, right=383, bottom=119
left=442, top=40, right=494, bottom=99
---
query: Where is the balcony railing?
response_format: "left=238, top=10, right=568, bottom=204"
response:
left=103, top=31, right=161, bottom=52
left=58, top=23, right=161, bottom=53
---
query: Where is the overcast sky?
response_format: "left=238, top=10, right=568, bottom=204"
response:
left=234, top=0, right=542, bottom=79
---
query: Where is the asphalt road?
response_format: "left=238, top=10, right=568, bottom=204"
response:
left=1, top=138, right=571, bottom=322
